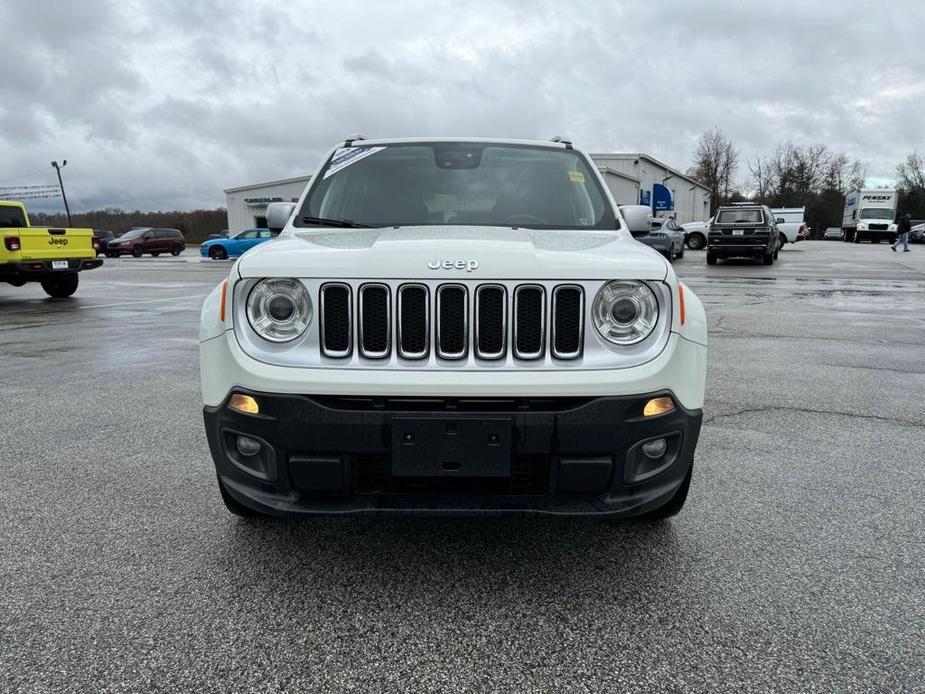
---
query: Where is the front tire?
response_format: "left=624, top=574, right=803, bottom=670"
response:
left=132, top=245, right=144, bottom=257
left=706, top=252, right=717, bottom=265
left=41, top=273, right=79, bottom=298
left=209, top=246, right=228, bottom=260
left=686, top=233, right=705, bottom=250
left=763, top=253, right=774, bottom=265
left=640, top=465, right=692, bottom=520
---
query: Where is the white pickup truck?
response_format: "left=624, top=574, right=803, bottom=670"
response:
left=199, top=137, right=707, bottom=521
left=770, top=207, right=807, bottom=247
left=681, top=217, right=712, bottom=250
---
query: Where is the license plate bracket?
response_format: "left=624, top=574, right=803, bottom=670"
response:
left=732, top=229, right=745, bottom=236
left=51, top=260, right=69, bottom=270
left=391, top=417, right=512, bottom=477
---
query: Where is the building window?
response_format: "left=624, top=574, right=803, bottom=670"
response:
left=254, top=216, right=267, bottom=229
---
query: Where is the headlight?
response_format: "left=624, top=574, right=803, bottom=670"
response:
left=246, top=278, right=312, bottom=342
left=888, top=223, right=897, bottom=231
left=591, top=280, right=659, bottom=345
left=857, top=222, right=867, bottom=230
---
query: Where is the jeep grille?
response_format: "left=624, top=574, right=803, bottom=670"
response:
left=318, top=281, right=583, bottom=363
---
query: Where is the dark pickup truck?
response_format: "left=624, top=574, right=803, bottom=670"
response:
left=707, top=204, right=780, bottom=266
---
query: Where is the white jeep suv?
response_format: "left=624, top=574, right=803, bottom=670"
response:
left=199, top=137, right=707, bottom=519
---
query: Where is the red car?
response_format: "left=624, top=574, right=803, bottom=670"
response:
left=106, top=228, right=185, bottom=257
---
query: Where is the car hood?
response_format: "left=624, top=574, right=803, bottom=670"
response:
left=236, top=226, right=669, bottom=281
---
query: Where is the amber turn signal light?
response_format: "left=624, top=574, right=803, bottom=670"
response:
left=643, top=396, right=675, bottom=417
left=229, top=393, right=259, bottom=415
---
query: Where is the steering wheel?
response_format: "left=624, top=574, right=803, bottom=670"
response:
left=501, top=214, right=548, bottom=226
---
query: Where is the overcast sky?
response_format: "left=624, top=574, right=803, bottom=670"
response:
left=2, top=0, right=923, bottom=213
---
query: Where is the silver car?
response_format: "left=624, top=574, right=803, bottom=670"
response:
left=910, top=221, right=925, bottom=243
left=823, top=227, right=844, bottom=240
left=637, top=217, right=686, bottom=260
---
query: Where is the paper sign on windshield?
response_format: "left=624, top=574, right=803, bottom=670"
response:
left=324, top=146, right=386, bottom=179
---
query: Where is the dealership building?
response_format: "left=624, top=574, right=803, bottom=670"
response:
left=591, top=153, right=711, bottom=225
left=224, top=152, right=708, bottom=234
left=224, top=176, right=312, bottom=234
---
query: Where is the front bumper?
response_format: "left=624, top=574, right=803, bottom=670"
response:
left=0, top=258, right=102, bottom=279
left=205, top=390, right=702, bottom=517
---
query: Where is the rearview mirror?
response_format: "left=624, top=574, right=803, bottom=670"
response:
left=619, top=205, right=654, bottom=237
left=266, top=202, right=296, bottom=232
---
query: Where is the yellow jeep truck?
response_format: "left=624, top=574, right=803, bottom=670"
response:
left=0, top=200, right=102, bottom=298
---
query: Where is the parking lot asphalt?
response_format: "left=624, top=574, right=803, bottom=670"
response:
left=1, top=241, right=923, bottom=693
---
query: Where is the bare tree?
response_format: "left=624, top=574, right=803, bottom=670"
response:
left=692, top=127, right=739, bottom=212
left=747, top=152, right=777, bottom=202
left=896, top=152, right=925, bottom=192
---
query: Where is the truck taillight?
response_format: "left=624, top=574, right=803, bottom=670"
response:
left=91, top=236, right=100, bottom=249
left=4, top=236, right=21, bottom=251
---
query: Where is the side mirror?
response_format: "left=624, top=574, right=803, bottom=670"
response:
left=266, top=202, right=296, bottom=232
left=619, top=205, right=654, bottom=237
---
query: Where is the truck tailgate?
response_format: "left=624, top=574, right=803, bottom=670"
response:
left=17, top=227, right=96, bottom=261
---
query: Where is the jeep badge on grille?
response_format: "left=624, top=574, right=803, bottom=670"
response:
left=428, top=259, right=479, bottom=272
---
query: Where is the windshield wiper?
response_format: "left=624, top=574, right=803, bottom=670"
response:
left=299, top=215, right=373, bottom=228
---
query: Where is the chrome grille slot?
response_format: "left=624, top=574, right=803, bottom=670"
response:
left=436, top=284, right=468, bottom=360
left=475, top=284, right=506, bottom=360
left=398, top=284, right=429, bottom=359
left=513, top=285, right=545, bottom=360
left=358, top=283, right=391, bottom=358
left=552, top=285, right=583, bottom=359
left=319, top=283, right=352, bottom=358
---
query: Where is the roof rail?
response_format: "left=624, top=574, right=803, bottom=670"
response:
left=550, top=136, right=573, bottom=149
left=344, top=133, right=367, bottom=146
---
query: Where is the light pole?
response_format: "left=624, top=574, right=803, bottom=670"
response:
left=51, top=160, right=71, bottom=226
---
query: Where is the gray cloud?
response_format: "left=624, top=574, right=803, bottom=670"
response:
left=1, top=0, right=922, bottom=212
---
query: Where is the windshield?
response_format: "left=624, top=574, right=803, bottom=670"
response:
left=859, top=208, right=893, bottom=220
left=298, top=143, right=615, bottom=230
left=119, top=228, right=147, bottom=239
left=716, top=209, right=765, bottom=224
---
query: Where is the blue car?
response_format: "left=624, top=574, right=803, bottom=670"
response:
left=200, top=228, right=277, bottom=260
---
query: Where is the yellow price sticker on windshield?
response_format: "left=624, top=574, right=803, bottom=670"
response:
left=568, top=170, right=585, bottom=183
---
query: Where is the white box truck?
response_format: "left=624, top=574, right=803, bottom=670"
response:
left=842, top=190, right=898, bottom=243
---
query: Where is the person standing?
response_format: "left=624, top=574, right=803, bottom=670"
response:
left=891, top=213, right=912, bottom=252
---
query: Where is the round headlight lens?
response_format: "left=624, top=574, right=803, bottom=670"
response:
left=591, top=280, right=659, bottom=345
left=246, top=278, right=312, bottom=342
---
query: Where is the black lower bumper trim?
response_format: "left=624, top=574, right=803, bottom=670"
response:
left=0, top=258, right=102, bottom=279
left=204, top=391, right=702, bottom=517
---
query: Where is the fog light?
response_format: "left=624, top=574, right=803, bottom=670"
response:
left=643, top=396, right=674, bottom=417
left=236, top=435, right=262, bottom=457
left=229, top=393, right=259, bottom=415
left=641, top=438, right=668, bottom=459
